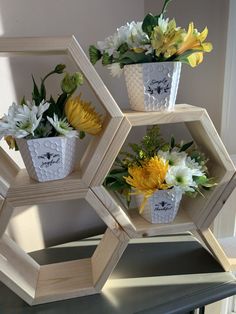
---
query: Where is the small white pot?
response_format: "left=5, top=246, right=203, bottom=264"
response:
left=124, top=62, right=181, bottom=111
left=16, top=137, right=77, bottom=182
left=135, top=187, right=183, bottom=224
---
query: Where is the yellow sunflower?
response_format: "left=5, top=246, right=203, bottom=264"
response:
left=124, top=156, right=170, bottom=212
left=65, top=94, right=103, bottom=135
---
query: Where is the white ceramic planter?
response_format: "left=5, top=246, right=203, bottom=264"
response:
left=135, top=187, right=183, bottom=224
left=124, top=62, right=181, bottom=111
left=16, top=137, right=77, bottom=182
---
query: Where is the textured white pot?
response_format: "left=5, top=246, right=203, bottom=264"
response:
left=124, top=62, right=181, bottom=111
left=135, top=187, right=183, bottom=224
left=16, top=137, right=77, bottom=182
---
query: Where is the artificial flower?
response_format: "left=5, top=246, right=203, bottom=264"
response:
left=47, top=114, right=78, bottom=138
left=0, top=100, right=50, bottom=139
left=107, top=63, right=124, bottom=77
left=165, top=165, right=196, bottom=192
left=157, top=150, right=187, bottom=166
left=61, top=72, right=84, bottom=94
left=151, top=18, right=185, bottom=59
left=65, top=94, right=103, bottom=135
left=185, top=156, right=204, bottom=176
left=124, top=156, right=169, bottom=211
left=4, top=136, right=16, bottom=150
left=176, top=22, right=213, bottom=64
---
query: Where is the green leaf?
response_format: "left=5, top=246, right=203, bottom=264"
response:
left=142, top=13, right=159, bottom=37
left=31, top=75, right=41, bottom=105
left=40, top=79, right=46, bottom=100
left=55, top=92, right=68, bottom=118
left=170, top=136, right=175, bottom=149
left=79, top=131, right=86, bottom=139
left=119, top=51, right=153, bottom=64
left=89, top=45, right=102, bottom=65
left=179, top=141, right=194, bottom=152
left=102, top=52, right=113, bottom=65
left=44, top=96, right=56, bottom=118
left=118, top=43, right=129, bottom=54
left=161, top=0, right=173, bottom=16
left=20, top=96, right=26, bottom=106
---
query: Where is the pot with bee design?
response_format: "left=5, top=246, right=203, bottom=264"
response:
left=16, top=137, right=77, bottom=182
left=134, top=186, right=183, bottom=224
left=124, top=62, right=181, bottom=111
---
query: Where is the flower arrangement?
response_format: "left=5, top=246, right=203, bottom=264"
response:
left=89, top=0, right=213, bottom=77
left=0, top=64, right=103, bottom=150
left=104, top=126, right=216, bottom=212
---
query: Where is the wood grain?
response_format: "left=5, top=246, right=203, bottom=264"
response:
left=91, top=117, right=131, bottom=186
left=0, top=200, right=14, bottom=237
left=7, top=169, right=88, bottom=207
left=124, top=104, right=205, bottom=126
left=68, top=36, right=123, bottom=118
left=81, top=116, right=123, bottom=186
left=196, top=228, right=231, bottom=271
left=35, top=258, right=95, bottom=304
left=0, top=148, right=20, bottom=197
left=0, top=235, right=39, bottom=305
left=92, top=228, right=129, bottom=290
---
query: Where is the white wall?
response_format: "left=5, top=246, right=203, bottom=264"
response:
left=145, top=0, right=229, bottom=131
left=0, top=0, right=144, bottom=251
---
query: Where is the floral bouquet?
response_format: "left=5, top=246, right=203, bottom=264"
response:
left=0, top=64, right=103, bottom=182
left=104, top=126, right=216, bottom=223
left=89, top=0, right=213, bottom=112
left=89, top=0, right=212, bottom=76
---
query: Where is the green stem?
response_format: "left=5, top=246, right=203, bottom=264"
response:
left=161, top=0, right=173, bottom=16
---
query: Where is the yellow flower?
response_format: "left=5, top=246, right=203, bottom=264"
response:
left=65, top=94, right=103, bottom=135
left=187, top=52, right=204, bottom=67
left=151, top=19, right=185, bottom=59
left=177, top=22, right=213, bottom=57
left=124, top=156, right=170, bottom=212
left=5, top=136, right=16, bottom=150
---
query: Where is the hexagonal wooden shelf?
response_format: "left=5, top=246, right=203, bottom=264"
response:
left=0, top=187, right=129, bottom=305
left=0, top=36, right=236, bottom=306
left=91, top=104, right=236, bottom=271
left=0, top=36, right=124, bottom=187
left=0, top=36, right=129, bottom=305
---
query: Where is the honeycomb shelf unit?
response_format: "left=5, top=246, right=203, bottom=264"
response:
left=0, top=36, right=236, bottom=305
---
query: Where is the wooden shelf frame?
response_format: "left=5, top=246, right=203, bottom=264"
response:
left=0, top=36, right=124, bottom=188
left=92, top=104, right=236, bottom=239
left=0, top=188, right=129, bottom=305
left=0, top=36, right=236, bottom=303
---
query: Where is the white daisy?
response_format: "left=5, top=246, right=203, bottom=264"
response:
left=186, top=156, right=204, bottom=176
left=165, top=165, right=196, bottom=192
left=0, top=100, right=50, bottom=139
left=158, top=150, right=187, bottom=166
left=158, top=14, right=169, bottom=33
left=47, top=114, right=78, bottom=138
left=107, top=63, right=123, bottom=77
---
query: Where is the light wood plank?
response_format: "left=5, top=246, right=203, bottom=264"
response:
left=0, top=200, right=14, bottom=237
left=219, top=237, right=236, bottom=270
left=86, top=189, right=121, bottom=237
left=92, top=228, right=129, bottom=290
left=196, top=228, right=231, bottom=271
left=35, top=258, right=95, bottom=304
left=0, top=147, right=20, bottom=197
left=0, top=235, right=39, bottom=305
left=0, top=36, right=72, bottom=54
left=124, top=104, right=205, bottom=126
left=92, top=186, right=136, bottom=237
left=93, top=186, right=195, bottom=238
left=0, top=195, right=4, bottom=210
left=185, top=111, right=236, bottom=227
left=91, top=117, right=131, bottom=186
left=7, top=169, right=88, bottom=206
left=81, top=116, right=123, bottom=186
left=68, top=36, right=123, bottom=118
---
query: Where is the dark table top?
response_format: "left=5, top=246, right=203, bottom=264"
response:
left=1, top=233, right=236, bottom=314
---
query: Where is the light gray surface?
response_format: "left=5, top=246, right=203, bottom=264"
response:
left=1, top=234, right=236, bottom=314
